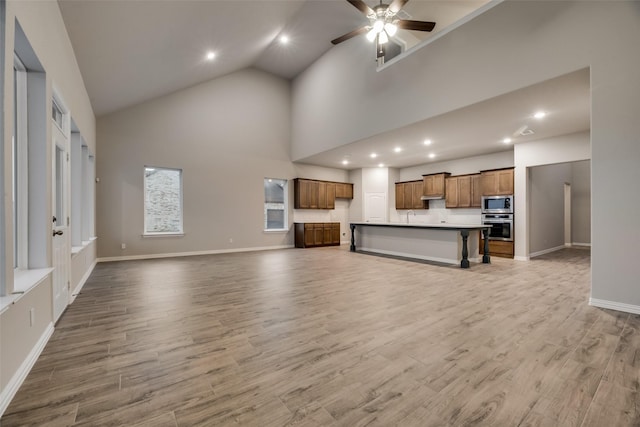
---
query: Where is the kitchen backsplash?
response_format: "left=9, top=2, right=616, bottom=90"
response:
left=391, top=199, right=482, bottom=225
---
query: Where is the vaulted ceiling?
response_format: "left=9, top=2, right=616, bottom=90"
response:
left=59, top=0, right=489, bottom=116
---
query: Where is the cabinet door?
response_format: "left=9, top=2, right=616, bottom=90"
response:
left=404, top=183, right=412, bottom=210
left=445, top=177, right=458, bottom=208
left=458, top=176, right=472, bottom=208
left=326, top=183, right=336, bottom=209
left=309, top=181, right=319, bottom=208
left=304, top=224, right=315, bottom=247
left=344, top=183, right=353, bottom=199
left=318, top=182, right=327, bottom=209
left=496, top=169, right=514, bottom=195
left=331, top=223, right=340, bottom=244
left=296, top=179, right=311, bottom=209
left=471, top=174, right=482, bottom=207
left=423, top=173, right=447, bottom=198
left=395, top=183, right=405, bottom=209
left=412, top=181, right=424, bottom=209
left=323, top=224, right=332, bottom=244
left=481, top=169, right=514, bottom=196
left=314, top=224, right=324, bottom=245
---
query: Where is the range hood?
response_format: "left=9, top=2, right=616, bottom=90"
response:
left=420, top=195, right=443, bottom=200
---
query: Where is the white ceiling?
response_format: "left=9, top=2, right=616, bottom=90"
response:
left=58, top=0, right=487, bottom=116
left=297, top=68, right=591, bottom=169
left=58, top=1, right=590, bottom=170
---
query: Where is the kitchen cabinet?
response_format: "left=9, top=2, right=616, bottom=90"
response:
left=480, top=239, right=514, bottom=258
left=395, top=180, right=427, bottom=210
left=335, top=183, right=353, bottom=199
left=481, top=168, right=514, bottom=196
left=294, top=179, right=352, bottom=209
left=445, top=174, right=481, bottom=208
left=294, top=223, right=341, bottom=248
left=422, top=173, right=451, bottom=199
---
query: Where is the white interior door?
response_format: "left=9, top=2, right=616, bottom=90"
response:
left=52, top=118, right=70, bottom=322
left=364, top=192, right=387, bottom=223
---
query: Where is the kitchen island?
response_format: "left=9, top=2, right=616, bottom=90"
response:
left=349, top=222, right=491, bottom=268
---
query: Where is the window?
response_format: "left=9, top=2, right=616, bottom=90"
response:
left=13, top=52, right=28, bottom=270
left=264, top=178, right=288, bottom=231
left=144, top=166, right=183, bottom=235
left=52, top=98, right=64, bottom=130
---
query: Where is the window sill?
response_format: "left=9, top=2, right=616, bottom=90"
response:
left=71, top=237, right=98, bottom=256
left=142, top=233, right=185, bottom=238
left=1, top=268, right=54, bottom=314
left=264, top=229, right=289, bottom=233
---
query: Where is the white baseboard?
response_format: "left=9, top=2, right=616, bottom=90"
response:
left=530, top=245, right=566, bottom=258
left=0, top=322, right=55, bottom=417
left=572, top=242, right=591, bottom=248
left=514, top=256, right=530, bottom=261
left=70, top=259, right=97, bottom=303
left=98, top=245, right=295, bottom=263
left=589, top=298, right=640, bottom=315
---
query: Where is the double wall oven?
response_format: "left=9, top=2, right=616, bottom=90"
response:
left=481, top=195, right=513, bottom=241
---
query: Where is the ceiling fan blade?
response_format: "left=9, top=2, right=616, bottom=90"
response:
left=347, top=0, right=374, bottom=16
left=388, top=0, right=409, bottom=14
left=331, top=26, right=369, bottom=45
left=397, top=20, right=436, bottom=32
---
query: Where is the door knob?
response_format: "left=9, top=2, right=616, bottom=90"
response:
left=53, top=230, right=63, bottom=236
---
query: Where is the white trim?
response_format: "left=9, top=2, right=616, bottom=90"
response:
left=357, top=247, right=479, bottom=266
left=589, top=298, right=640, bottom=315
left=514, top=255, right=530, bottom=261
left=572, top=242, right=591, bottom=248
left=69, top=259, right=97, bottom=304
left=529, top=245, right=566, bottom=258
left=378, top=0, right=503, bottom=70
left=98, top=245, right=295, bottom=263
left=141, top=233, right=185, bottom=238
left=0, top=322, right=54, bottom=417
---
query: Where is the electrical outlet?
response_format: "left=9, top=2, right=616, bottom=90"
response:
left=121, top=243, right=126, bottom=250
left=29, top=308, right=35, bottom=327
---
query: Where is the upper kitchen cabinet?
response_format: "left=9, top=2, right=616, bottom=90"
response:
left=481, top=168, right=514, bottom=196
left=293, top=178, right=352, bottom=209
left=422, top=173, right=451, bottom=199
left=335, top=182, right=353, bottom=199
left=445, top=174, right=482, bottom=208
left=395, top=181, right=427, bottom=209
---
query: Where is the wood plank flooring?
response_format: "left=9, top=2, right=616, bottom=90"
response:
left=3, top=246, right=639, bottom=426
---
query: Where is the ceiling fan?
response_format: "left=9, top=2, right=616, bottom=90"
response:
left=331, top=0, right=436, bottom=58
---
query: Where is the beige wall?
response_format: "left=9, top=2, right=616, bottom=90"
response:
left=97, top=68, right=349, bottom=259
left=1, top=0, right=96, bottom=412
left=293, top=2, right=640, bottom=309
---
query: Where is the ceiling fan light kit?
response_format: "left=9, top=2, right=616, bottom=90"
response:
left=332, top=0, right=436, bottom=62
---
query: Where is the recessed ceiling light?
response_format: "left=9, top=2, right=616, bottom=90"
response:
left=205, top=51, right=216, bottom=61
left=370, top=153, right=377, bottom=158
left=503, top=138, right=512, bottom=144
left=378, top=163, right=384, bottom=168
left=279, top=35, right=289, bottom=45
left=534, top=111, right=546, bottom=119
left=394, top=147, right=402, bottom=153
left=342, top=160, right=349, bottom=165
left=424, top=139, right=432, bottom=146
left=428, top=153, right=436, bottom=159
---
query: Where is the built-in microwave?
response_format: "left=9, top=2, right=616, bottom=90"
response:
left=481, top=195, right=513, bottom=214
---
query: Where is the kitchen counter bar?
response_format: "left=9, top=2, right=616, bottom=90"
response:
left=349, top=222, right=491, bottom=268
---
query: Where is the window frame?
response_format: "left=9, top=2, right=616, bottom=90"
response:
left=263, top=178, right=288, bottom=232
left=13, top=52, right=28, bottom=270
left=143, top=165, right=184, bottom=236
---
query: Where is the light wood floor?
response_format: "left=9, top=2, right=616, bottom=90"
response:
left=3, top=246, right=639, bottom=426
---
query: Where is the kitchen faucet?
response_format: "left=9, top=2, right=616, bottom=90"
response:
left=406, top=210, right=415, bottom=223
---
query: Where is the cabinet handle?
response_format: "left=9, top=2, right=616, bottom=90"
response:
left=53, top=230, right=64, bottom=236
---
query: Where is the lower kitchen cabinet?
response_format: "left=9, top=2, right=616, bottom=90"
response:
left=295, top=223, right=341, bottom=248
left=480, top=239, right=514, bottom=258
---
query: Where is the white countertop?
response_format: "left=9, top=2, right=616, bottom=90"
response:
left=350, top=222, right=490, bottom=230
